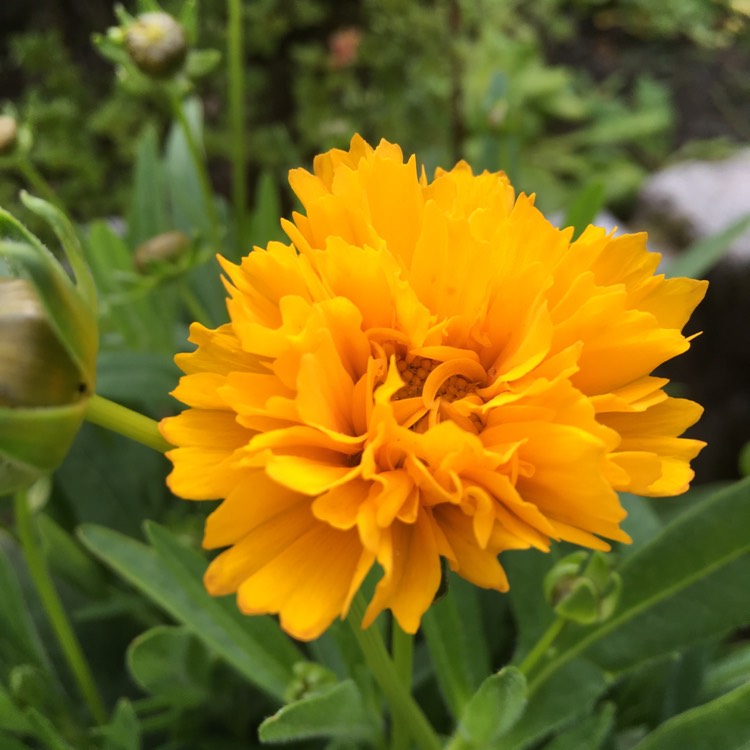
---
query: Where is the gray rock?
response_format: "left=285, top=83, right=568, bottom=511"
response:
left=637, top=149, right=750, bottom=263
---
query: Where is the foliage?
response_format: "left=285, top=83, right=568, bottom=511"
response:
left=1, top=1, right=749, bottom=750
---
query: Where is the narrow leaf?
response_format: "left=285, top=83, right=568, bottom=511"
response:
left=422, top=575, right=491, bottom=717
left=665, top=214, right=750, bottom=280
left=632, top=681, right=750, bottom=750
left=78, top=524, right=299, bottom=701
left=544, top=702, right=614, bottom=750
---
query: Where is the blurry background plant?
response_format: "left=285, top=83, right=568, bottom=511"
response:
left=1, top=1, right=750, bottom=749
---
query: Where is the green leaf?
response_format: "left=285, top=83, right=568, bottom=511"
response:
left=78, top=523, right=301, bottom=701
left=165, top=98, right=210, bottom=237
left=453, top=667, right=527, bottom=748
left=127, top=626, right=211, bottom=706
left=543, top=702, right=614, bottom=750
left=97, top=699, right=141, bottom=750
left=0, top=683, right=31, bottom=734
left=529, top=478, right=750, bottom=690
left=422, top=575, right=491, bottom=717
left=665, top=214, right=750, bottom=280
left=144, top=522, right=303, bottom=680
left=701, top=642, right=750, bottom=700
left=258, top=680, right=375, bottom=744
left=36, top=513, right=106, bottom=598
left=501, top=660, right=607, bottom=750
left=128, top=125, right=167, bottom=248
left=23, top=709, right=76, bottom=750
left=562, top=181, right=606, bottom=241
left=0, top=533, right=50, bottom=671
left=96, top=351, right=180, bottom=411
left=0, top=732, right=32, bottom=750
left=631, top=681, right=750, bottom=750
left=247, top=170, right=284, bottom=248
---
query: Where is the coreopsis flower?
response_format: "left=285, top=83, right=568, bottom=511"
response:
left=161, top=136, right=706, bottom=641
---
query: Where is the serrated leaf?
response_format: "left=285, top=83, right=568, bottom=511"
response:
left=258, top=680, right=375, bottom=744
left=453, top=667, right=527, bottom=748
left=78, top=523, right=301, bottom=701
left=631, top=681, right=750, bottom=750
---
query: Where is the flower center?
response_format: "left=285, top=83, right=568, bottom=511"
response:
left=392, top=355, right=478, bottom=403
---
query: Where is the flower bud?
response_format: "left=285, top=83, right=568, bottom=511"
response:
left=0, top=279, right=85, bottom=408
left=0, top=115, right=18, bottom=155
left=134, top=230, right=190, bottom=273
left=0, top=194, right=98, bottom=495
left=125, top=12, right=188, bottom=79
left=544, top=551, right=622, bottom=625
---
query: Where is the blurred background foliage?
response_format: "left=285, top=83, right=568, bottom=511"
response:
left=1, top=0, right=749, bottom=225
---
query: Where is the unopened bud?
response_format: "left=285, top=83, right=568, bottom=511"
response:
left=134, top=230, right=190, bottom=273
left=125, top=12, right=188, bottom=78
left=544, top=551, right=621, bottom=625
left=0, top=279, right=86, bottom=408
left=0, top=115, right=18, bottom=155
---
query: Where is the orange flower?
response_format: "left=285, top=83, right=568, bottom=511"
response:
left=160, top=136, right=706, bottom=641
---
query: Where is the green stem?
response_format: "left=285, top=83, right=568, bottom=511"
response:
left=391, top=619, right=415, bottom=750
left=84, top=394, right=171, bottom=453
left=169, top=94, right=223, bottom=248
left=227, top=0, right=248, bottom=252
left=517, top=616, right=567, bottom=678
left=14, top=486, right=107, bottom=725
left=16, top=159, right=64, bottom=209
left=348, top=594, right=442, bottom=750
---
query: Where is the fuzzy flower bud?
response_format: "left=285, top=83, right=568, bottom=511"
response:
left=0, top=115, right=18, bottom=155
left=134, top=230, right=190, bottom=273
left=125, top=12, right=188, bottom=78
left=544, top=551, right=622, bottom=625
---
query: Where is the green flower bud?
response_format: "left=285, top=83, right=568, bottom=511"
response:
left=283, top=662, right=337, bottom=703
left=0, top=115, right=18, bottom=155
left=125, top=12, right=188, bottom=79
left=544, top=551, right=622, bottom=625
left=0, top=279, right=86, bottom=407
left=134, top=230, right=190, bottom=273
left=0, top=194, right=98, bottom=495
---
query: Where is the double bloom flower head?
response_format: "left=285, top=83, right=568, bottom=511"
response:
left=161, top=136, right=706, bottom=641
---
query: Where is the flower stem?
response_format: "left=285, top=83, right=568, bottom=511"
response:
left=227, top=0, right=248, bottom=252
left=347, top=594, right=442, bottom=750
left=391, top=618, right=415, bottom=750
left=517, top=616, right=567, bottom=678
left=169, top=93, right=223, bottom=248
left=14, top=486, right=107, bottom=725
left=84, top=394, right=171, bottom=453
